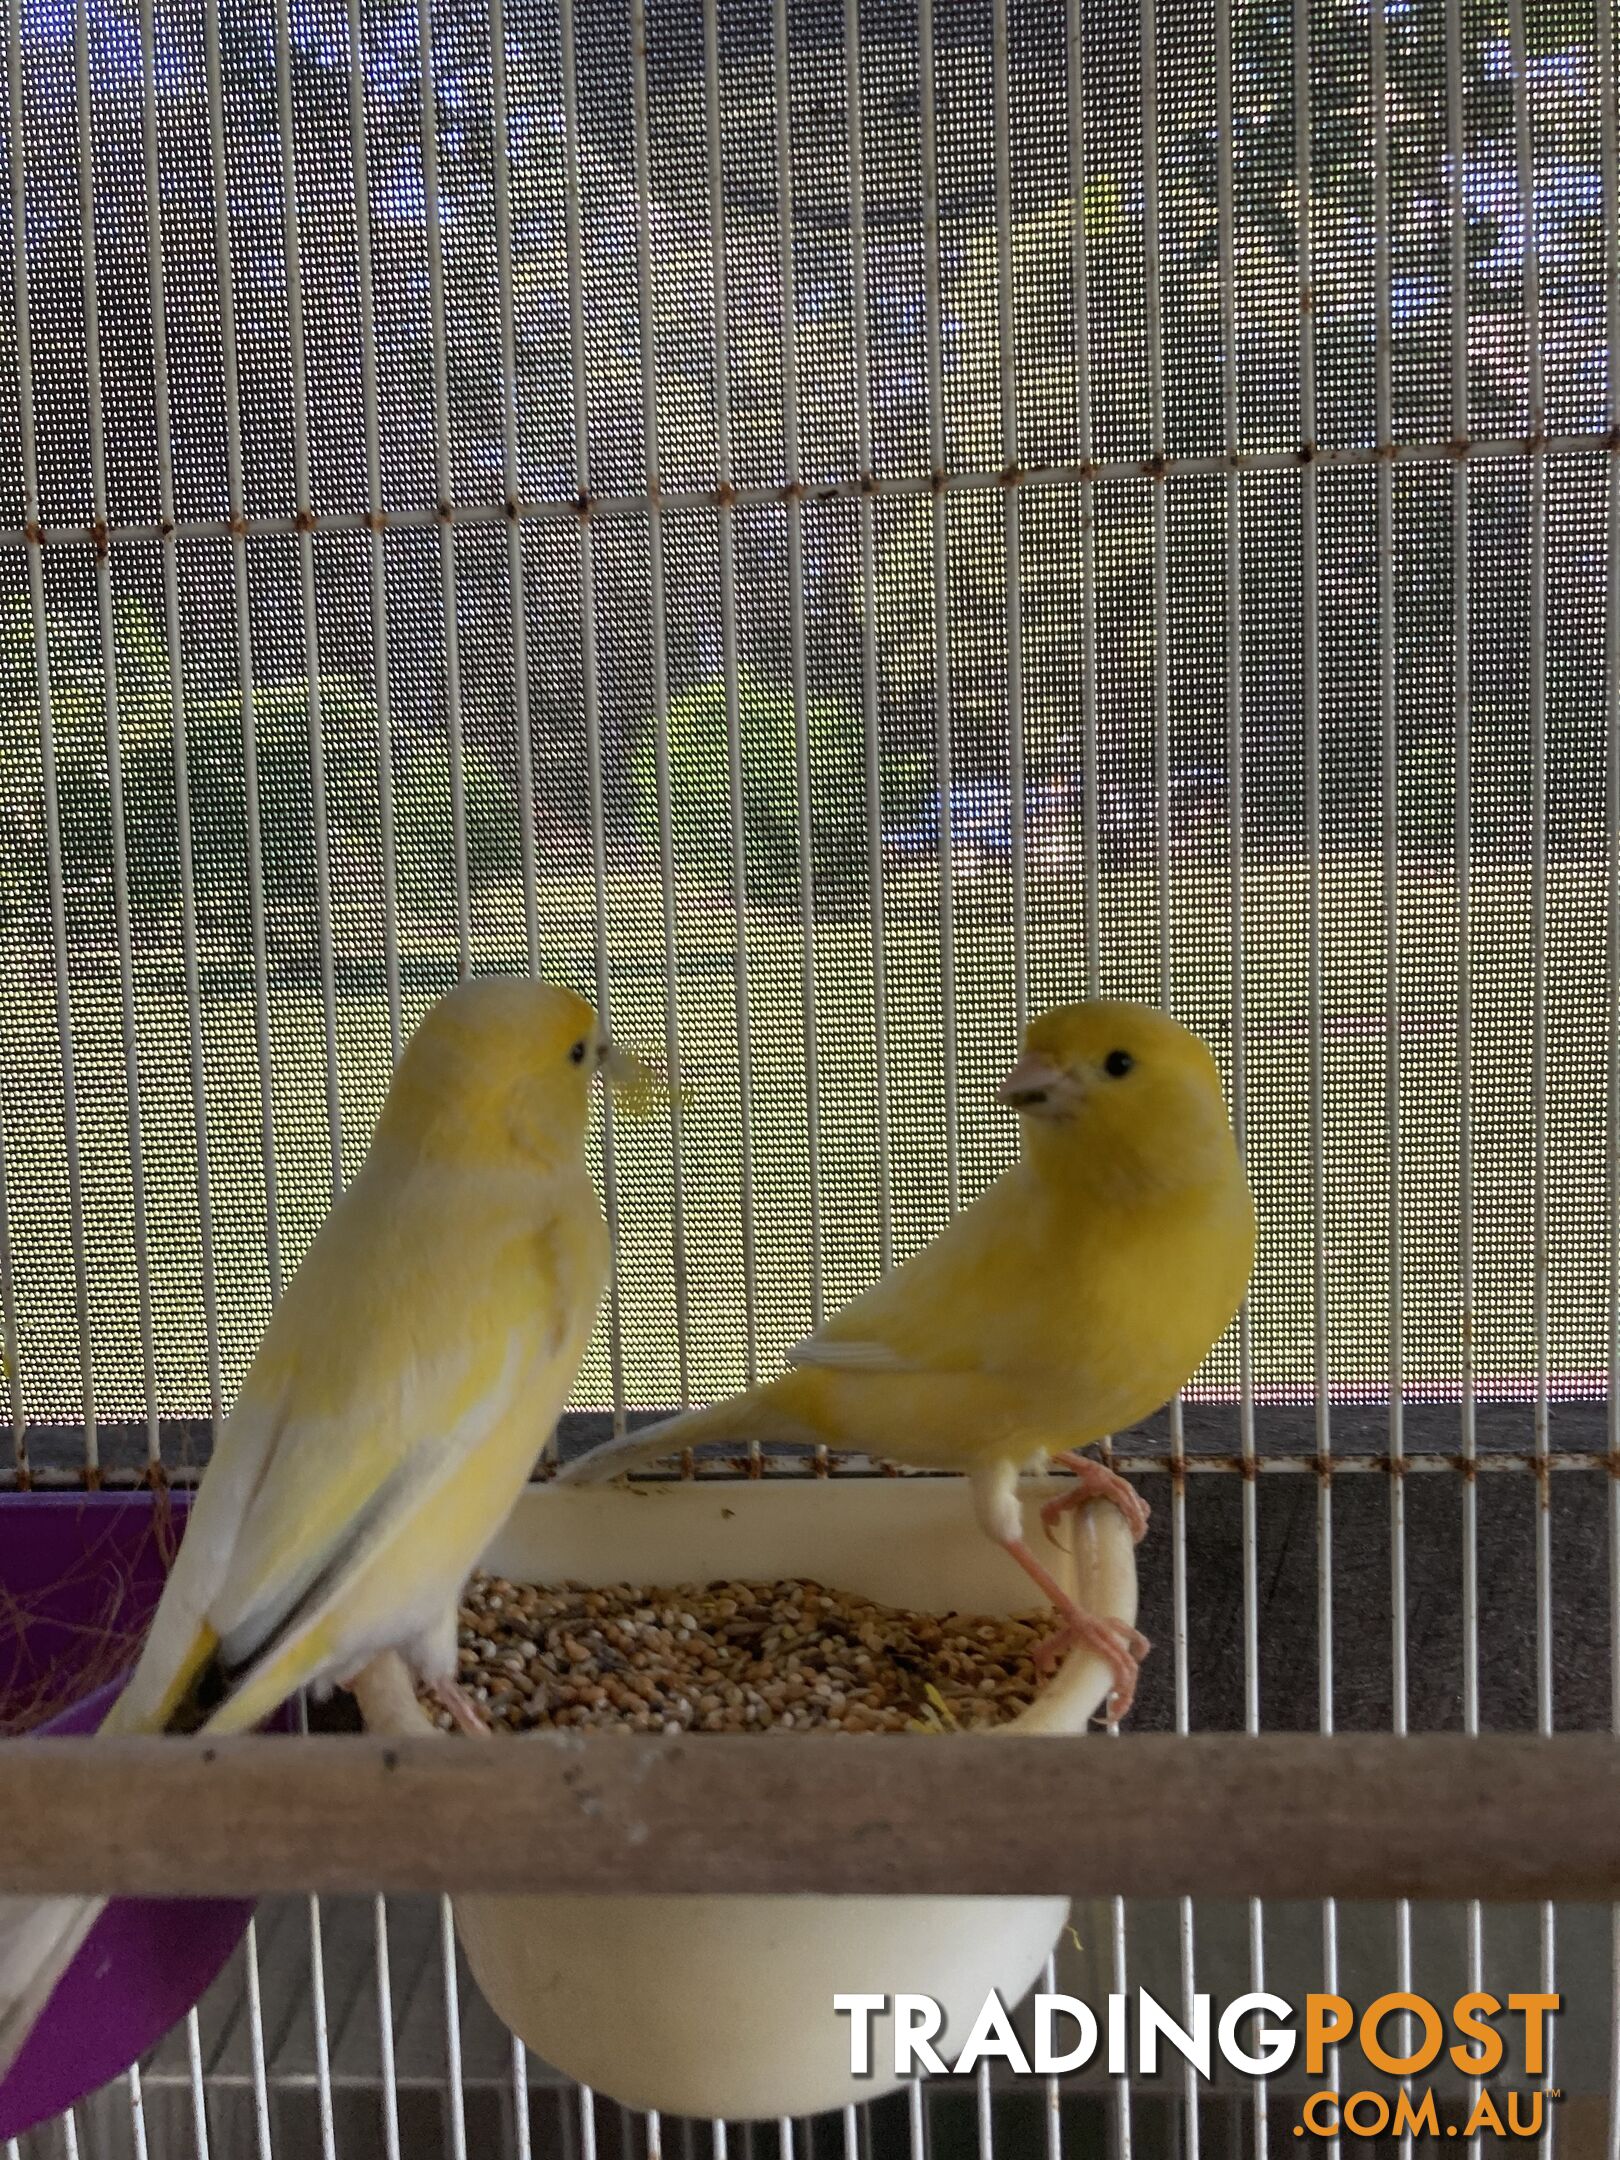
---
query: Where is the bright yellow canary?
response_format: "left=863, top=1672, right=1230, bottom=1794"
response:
left=0, top=976, right=634, bottom=2074
left=560, top=1001, right=1256, bottom=1722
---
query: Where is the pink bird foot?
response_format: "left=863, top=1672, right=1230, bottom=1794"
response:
left=1032, top=1611, right=1150, bottom=1724
left=432, top=1677, right=490, bottom=1737
left=1000, top=1533, right=1151, bottom=1724
left=1043, top=1450, right=1150, bottom=1545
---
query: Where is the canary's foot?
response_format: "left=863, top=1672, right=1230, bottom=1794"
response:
left=999, top=1532, right=1150, bottom=1724
left=1032, top=1611, right=1150, bottom=1723
left=431, top=1677, right=490, bottom=1737
left=1043, top=1450, right=1150, bottom=1545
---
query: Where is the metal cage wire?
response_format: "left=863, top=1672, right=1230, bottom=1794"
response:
left=0, top=0, right=1613, bottom=2152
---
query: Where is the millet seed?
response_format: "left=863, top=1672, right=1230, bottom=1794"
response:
left=424, top=1574, right=1053, bottom=1736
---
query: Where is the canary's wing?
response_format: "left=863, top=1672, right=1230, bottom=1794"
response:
left=782, top=1170, right=1030, bottom=1378
left=202, top=1323, right=533, bottom=1721
left=556, top=1175, right=1036, bottom=1485
left=104, top=1392, right=284, bottom=1735
left=100, top=1334, right=521, bottom=1749
left=201, top=1201, right=601, bottom=1728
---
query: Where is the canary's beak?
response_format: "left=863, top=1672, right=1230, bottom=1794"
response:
left=997, top=1052, right=1068, bottom=1111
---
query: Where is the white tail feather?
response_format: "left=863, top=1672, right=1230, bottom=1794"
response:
left=553, top=1389, right=829, bottom=1485
left=551, top=1407, right=716, bottom=1484
left=0, top=1895, right=104, bottom=2081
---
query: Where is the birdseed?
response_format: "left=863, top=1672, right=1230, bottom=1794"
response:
left=430, top=1574, right=1053, bottom=1735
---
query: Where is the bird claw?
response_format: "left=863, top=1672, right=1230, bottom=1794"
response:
left=1032, top=1611, right=1149, bottom=1724
left=1041, top=1456, right=1151, bottom=1546
left=431, top=1677, right=490, bottom=1737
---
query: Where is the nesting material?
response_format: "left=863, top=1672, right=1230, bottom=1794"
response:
left=432, top=1573, right=1051, bottom=1734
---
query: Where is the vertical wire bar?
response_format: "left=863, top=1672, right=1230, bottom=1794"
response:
left=841, top=0, right=894, bottom=1272
left=1213, top=0, right=1264, bottom=2148
left=0, top=1059, right=26, bottom=1475
left=1294, top=6, right=1339, bottom=2150
left=343, top=0, right=406, bottom=1060
left=1136, top=3, right=1196, bottom=2148
left=576, top=2085, right=598, bottom=2160
left=975, top=2060, right=994, bottom=2160
left=5, top=0, right=99, bottom=1472
left=906, top=2075, right=927, bottom=2160
left=1504, top=0, right=1552, bottom=1716
left=1109, top=1892, right=1133, bottom=2160
left=1505, top=10, right=1556, bottom=2149
left=146, top=0, right=229, bottom=1437
left=1138, top=0, right=1171, bottom=1003
left=628, top=0, right=696, bottom=1400
left=306, top=1895, right=337, bottom=2160
left=75, top=0, right=161, bottom=1470
left=59, top=2111, right=79, bottom=2160
left=1368, top=4, right=1415, bottom=2146
left=1065, top=0, right=1102, bottom=992
left=485, top=0, right=542, bottom=980
left=272, top=0, right=344, bottom=1177
left=242, top=1915, right=276, bottom=2160
left=991, top=0, right=1027, bottom=1024
left=914, top=0, right=960, bottom=1215
left=200, top=21, right=283, bottom=2140
left=1442, top=2, right=1484, bottom=2137
left=439, top=1896, right=469, bottom=2160
left=125, top=2065, right=150, bottom=2160
left=371, top=1897, right=403, bottom=2160
left=1602, top=0, right=1620, bottom=2145
left=701, top=0, right=762, bottom=1395
left=411, top=0, right=473, bottom=969
left=841, top=2103, right=860, bottom=2160
left=276, top=0, right=348, bottom=2067
left=293, top=1694, right=337, bottom=2160
left=201, top=0, right=282, bottom=1307
left=557, top=0, right=629, bottom=1428
left=184, top=2007, right=213, bottom=2160
left=769, top=0, right=830, bottom=1316
left=509, top=2037, right=532, bottom=2160
left=645, top=2105, right=661, bottom=2160
left=1041, top=1953, right=1065, bottom=2160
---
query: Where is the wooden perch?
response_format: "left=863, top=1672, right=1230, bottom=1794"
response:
left=1, top=1733, right=1616, bottom=1901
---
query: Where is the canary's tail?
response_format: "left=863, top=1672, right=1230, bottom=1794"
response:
left=0, top=1896, right=105, bottom=2085
left=0, top=1623, right=226, bottom=2085
left=554, top=1392, right=797, bottom=1484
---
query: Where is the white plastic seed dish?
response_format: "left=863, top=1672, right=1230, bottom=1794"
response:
left=356, top=1474, right=1136, bottom=2122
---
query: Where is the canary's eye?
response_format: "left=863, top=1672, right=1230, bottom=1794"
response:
left=569, top=1040, right=587, bottom=1065
left=1103, top=1049, right=1135, bottom=1079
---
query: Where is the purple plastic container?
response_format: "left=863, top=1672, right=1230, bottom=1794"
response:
left=0, top=1493, right=281, bottom=2141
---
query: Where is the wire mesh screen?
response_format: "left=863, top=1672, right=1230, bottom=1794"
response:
left=0, top=0, right=1609, bottom=1458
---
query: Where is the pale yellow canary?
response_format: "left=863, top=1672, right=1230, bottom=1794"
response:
left=0, top=976, right=637, bottom=2074
left=560, top=1001, right=1256, bottom=1721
